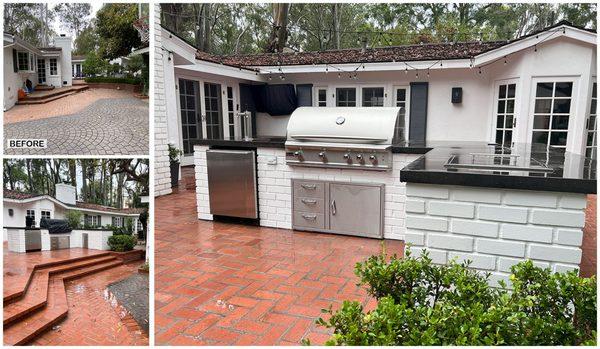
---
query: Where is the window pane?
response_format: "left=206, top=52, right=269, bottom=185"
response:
left=505, top=115, right=514, bottom=128
left=495, top=131, right=503, bottom=144
left=534, top=99, right=552, bottom=113
left=533, top=115, right=550, bottom=129
left=504, top=131, right=513, bottom=145
left=499, top=85, right=507, bottom=98
left=507, top=84, right=516, bottom=98
left=590, top=99, right=596, bottom=115
left=496, top=115, right=504, bottom=128
left=552, top=99, right=571, bottom=114
left=555, top=82, right=573, bottom=97
left=506, top=100, right=515, bottom=113
left=550, top=131, right=568, bottom=146
left=593, top=82, right=597, bottom=98
left=589, top=116, right=596, bottom=131
left=552, top=115, right=570, bottom=130
left=397, top=89, right=406, bottom=101
left=532, top=131, right=548, bottom=144
left=497, top=100, right=505, bottom=114
left=536, top=83, right=554, bottom=97
left=587, top=132, right=595, bottom=146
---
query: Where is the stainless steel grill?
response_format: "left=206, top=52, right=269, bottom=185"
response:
left=285, top=107, right=402, bottom=171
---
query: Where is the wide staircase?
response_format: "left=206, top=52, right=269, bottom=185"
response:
left=3, top=253, right=123, bottom=345
left=17, top=85, right=89, bottom=105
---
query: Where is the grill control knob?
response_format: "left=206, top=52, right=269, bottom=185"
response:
left=318, top=152, right=325, bottom=158
left=369, top=155, right=377, bottom=161
left=293, top=151, right=304, bottom=161
left=356, top=154, right=363, bottom=161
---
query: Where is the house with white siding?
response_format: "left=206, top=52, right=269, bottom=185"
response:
left=3, top=184, right=144, bottom=239
left=155, top=20, right=596, bottom=176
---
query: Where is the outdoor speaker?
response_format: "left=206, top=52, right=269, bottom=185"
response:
left=451, top=87, right=462, bottom=103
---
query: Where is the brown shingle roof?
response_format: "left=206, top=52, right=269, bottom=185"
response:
left=3, top=188, right=143, bottom=215
left=196, top=41, right=507, bottom=67
left=39, top=47, right=62, bottom=52
left=71, top=55, right=86, bottom=61
left=3, top=189, right=43, bottom=200
left=73, top=202, right=144, bottom=215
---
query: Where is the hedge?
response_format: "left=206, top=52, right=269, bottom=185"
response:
left=84, top=76, right=142, bottom=85
left=107, top=234, right=137, bottom=252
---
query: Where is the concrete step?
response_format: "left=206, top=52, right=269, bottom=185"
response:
left=16, top=86, right=89, bottom=104
left=35, top=85, right=55, bottom=91
left=3, top=259, right=124, bottom=345
left=3, top=255, right=118, bottom=326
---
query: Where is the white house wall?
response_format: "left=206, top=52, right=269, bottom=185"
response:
left=3, top=47, right=36, bottom=110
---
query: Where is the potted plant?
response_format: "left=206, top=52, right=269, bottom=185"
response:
left=168, top=144, right=183, bottom=187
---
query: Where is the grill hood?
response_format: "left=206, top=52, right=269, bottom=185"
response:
left=286, top=107, right=401, bottom=150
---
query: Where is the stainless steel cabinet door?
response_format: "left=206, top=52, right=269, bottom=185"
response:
left=206, top=150, right=258, bottom=219
left=329, top=183, right=383, bottom=238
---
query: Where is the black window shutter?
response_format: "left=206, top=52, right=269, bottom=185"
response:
left=409, top=82, right=429, bottom=144
left=13, top=49, right=18, bottom=72
left=296, top=84, right=313, bottom=107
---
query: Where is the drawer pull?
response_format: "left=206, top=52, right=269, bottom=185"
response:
left=301, top=199, right=317, bottom=205
left=301, top=214, right=317, bottom=221
left=300, top=184, right=317, bottom=190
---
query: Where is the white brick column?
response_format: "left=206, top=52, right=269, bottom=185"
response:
left=153, top=4, right=172, bottom=197
left=405, top=183, right=587, bottom=286
left=194, top=145, right=212, bottom=220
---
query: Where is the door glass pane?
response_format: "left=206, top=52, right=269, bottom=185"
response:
left=494, top=83, right=516, bottom=147
left=531, top=81, right=573, bottom=150
left=536, top=83, right=554, bottom=97
left=336, top=88, right=356, bottom=107
left=362, top=87, right=384, bottom=107
left=178, top=78, right=203, bottom=155
left=586, top=82, right=597, bottom=159
left=394, top=88, right=407, bottom=142
left=204, top=82, right=223, bottom=139
left=555, top=82, right=573, bottom=97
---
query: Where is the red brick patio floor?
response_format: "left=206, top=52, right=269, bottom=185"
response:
left=156, top=171, right=597, bottom=345
left=30, top=261, right=149, bottom=346
left=155, top=185, right=404, bottom=345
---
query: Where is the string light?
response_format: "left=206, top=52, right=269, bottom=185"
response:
left=426, top=69, right=430, bottom=77
left=337, top=72, right=341, bottom=78
left=504, top=56, right=507, bottom=65
left=415, top=70, right=419, bottom=79
left=478, top=67, right=482, bottom=74
left=534, top=45, right=537, bottom=52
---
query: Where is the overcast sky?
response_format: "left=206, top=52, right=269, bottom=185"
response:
left=47, top=1, right=103, bottom=37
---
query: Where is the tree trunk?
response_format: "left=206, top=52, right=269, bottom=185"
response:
left=81, top=160, right=88, bottom=202
left=332, top=4, right=341, bottom=49
left=69, top=159, right=77, bottom=200
left=26, top=159, right=34, bottom=193
left=265, top=3, right=290, bottom=52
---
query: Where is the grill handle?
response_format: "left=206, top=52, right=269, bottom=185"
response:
left=290, top=135, right=387, bottom=142
left=331, top=200, right=337, bottom=215
left=300, top=184, right=317, bottom=190
left=300, top=198, right=317, bottom=205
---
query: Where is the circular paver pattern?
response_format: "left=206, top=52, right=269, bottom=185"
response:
left=107, top=273, right=150, bottom=333
left=4, top=98, right=149, bottom=155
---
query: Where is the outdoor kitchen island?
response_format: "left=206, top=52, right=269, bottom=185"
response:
left=193, top=137, right=595, bottom=285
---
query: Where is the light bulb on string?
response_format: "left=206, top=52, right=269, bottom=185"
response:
left=415, top=70, right=419, bottom=79
left=478, top=67, right=482, bottom=75
left=504, top=57, right=507, bottom=65
left=337, top=72, right=341, bottom=79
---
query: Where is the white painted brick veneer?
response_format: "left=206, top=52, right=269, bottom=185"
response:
left=153, top=5, right=172, bottom=197
left=405, top=183, right=587, bottom=287
left=194, top=147, right=420, bottom=239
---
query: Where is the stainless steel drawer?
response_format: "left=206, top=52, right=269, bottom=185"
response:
left=50, top=236, right=70, bottom=250
left=293, top=180, right=324, bottom=199
left=293, top=196, right=324, bottom=214
left=293, top=212, right=325, bottom=230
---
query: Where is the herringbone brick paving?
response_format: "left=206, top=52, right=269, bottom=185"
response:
left=30, top=261, right=148, bottom=346
left=155, top=177, right=404, bottom=345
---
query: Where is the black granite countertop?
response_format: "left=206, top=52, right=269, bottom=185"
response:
left=400, top=142, right=596, bottom=194
left=192, top=137, right=433, bottom=154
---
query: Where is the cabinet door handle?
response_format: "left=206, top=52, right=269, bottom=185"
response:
left=301, top=199, right=317, bottom=205
left=301, top=184, right=316, bottom=190
left=331, top=200, right=336, bottom=215
left=301, top=214, right=317, bottom=221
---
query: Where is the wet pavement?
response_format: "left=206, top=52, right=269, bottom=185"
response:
left=30, top=262, right=148, bottom=346
left=108, top=273, right=150, bottom=333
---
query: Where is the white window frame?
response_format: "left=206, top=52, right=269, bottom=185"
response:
left=585, top=80, right=597, bottom=159
left=491, top=79, right=519, bottom=147
left=335, top=86, right=357, bottom=107
left=49, top=58, right=58, bottom=76
left=528, top=77, right=577, bottom=152
left=393, top=85, right=410, bottom=142
left=40, top=210, right=51, bottom=220
left=314, top=86, right=328, bottom=107
left=112, top=216, right=123, bottom=227
left=17, top=51, right=35, bottom=72
left=361, top=86, right=386, bottom=107
left=26, top=209, right=36, bottom=226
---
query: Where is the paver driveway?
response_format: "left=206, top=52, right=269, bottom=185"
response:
left=154, top=183, right=404, bottom=346
left=4, top=97, right=148, bottom=155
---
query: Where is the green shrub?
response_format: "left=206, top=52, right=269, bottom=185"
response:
left=65, top=210, right=83, bottom=229
left=107, top=234, right=136, bottom=252
left=313, top=249, right=596, bottom=346
left=104, top=224, right=132, bottom=236
left=84, top=76, right=141, bottom=84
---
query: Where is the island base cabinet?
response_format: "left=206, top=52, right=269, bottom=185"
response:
left=292, top=179, right=384, bottom=239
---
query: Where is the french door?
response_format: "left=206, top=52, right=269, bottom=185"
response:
left=178, top=78, right=203, bottom=155
left=203, top=82, right=223, bottom=139
left=494, top=82, right=517, bottom=147
left=37, top=59, right=46, bottom=84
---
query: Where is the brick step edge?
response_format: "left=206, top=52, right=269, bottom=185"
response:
left=3, top=252, right=112, bottom=304
left=3, top=261, right=123, bottom=345
left=22, top=86, right=89, bottom=101
left=4, top=256, right=118, bottom=325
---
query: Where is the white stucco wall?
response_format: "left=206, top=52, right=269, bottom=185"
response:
left=53, top=36, right=72, bottom=86
left=3, top=46, right=36, bottom=110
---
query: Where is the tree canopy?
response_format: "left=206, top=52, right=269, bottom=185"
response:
left=96, top=3, right=143, bottom=59
left=3, top=159, right=149, bottom=210
left=160, top=3, right=597, bottom=54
